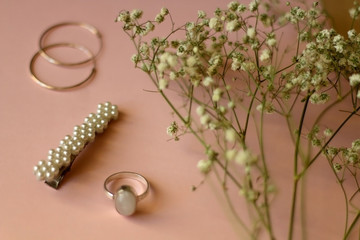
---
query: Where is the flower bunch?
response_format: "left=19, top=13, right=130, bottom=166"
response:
left=116, top=1, right=360, bottom=239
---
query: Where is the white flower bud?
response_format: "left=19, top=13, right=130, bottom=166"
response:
left=247, top=27, right=255, bottom=39
left=197, top=159, right=212, bottom=173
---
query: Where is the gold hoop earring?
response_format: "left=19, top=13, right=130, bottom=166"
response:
left=29, top=43, right=96, bottom=91
left=38, top=22, right=103, bottom=66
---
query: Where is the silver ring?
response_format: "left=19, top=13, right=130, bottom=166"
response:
left=104, top=171, right=150, bottom=216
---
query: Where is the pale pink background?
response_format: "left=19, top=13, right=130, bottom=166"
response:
left=0, top=0, right=359, bottom=239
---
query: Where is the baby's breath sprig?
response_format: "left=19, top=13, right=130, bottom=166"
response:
left=117, top=1, right=360, bottom=239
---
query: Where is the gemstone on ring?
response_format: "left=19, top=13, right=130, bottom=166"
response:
left=114, top=186, right=137, bottom=216
left=104, top=171, right=150, bottom=216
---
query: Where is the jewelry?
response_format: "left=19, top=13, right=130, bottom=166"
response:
left=29, top=43, right=96, bottom=90
left=39, top=22, right=103, bottom=66
left=33, top=102, right=118, bottom=189
left=104, top=172, right=150, bottom=216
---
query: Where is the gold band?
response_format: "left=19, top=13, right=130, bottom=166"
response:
left=39, top=22, right=103, bottom=66
left=29, top=43, right=96, bottom=91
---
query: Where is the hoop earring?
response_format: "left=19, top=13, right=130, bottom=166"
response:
left=29, top=43, right=96, bottom=91
left=38, top=22, right=103, bottom=66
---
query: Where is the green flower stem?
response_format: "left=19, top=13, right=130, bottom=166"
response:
left=344, top=212, right=360, bottom=240
left=220, top=51, right=243, bottom=136
left=213, top=167, right=254, bottom=239
left=243, top=85, right=260, bottom=142
left=288, top=94, right=310, bottom=240
left=258, top=96, right=275, bottom=240
left=326, top=155, right=349, bottom=238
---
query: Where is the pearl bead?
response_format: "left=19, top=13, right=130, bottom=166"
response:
left=111, top=110, right=119, bottom=120
left=88, top=132, right=95, bottom=142
left=62, top=150, right=70, bottom=157
left=36, top=171, right=44, bottom=180
left=62, top=144, right=71, bottom=151
left=48, top=149, right=55, bottom=155
left=62, top=156, right=71, bottom=166
left=38, top=160, right=45, bottom=166
left=95, top=124, right=104, bottom=133
left=52, top=158, right=61, bottom=166
left=45, top=171, right=54, bottom=180
left=71, top=145, right=80, bottom=155
left=50, top=166, right=59, bottom=176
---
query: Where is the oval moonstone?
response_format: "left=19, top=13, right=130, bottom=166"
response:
left=114, top=186, right=137, bottom=216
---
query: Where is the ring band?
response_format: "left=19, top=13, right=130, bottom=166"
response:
left=39, top=22, right=103, bottom=66
left=29, top=43, right=96, bottom=91
left=104, top=172, right=150, bottom=216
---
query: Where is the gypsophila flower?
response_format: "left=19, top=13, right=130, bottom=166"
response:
left=131, top=54, right=140, bottom=64
left=256, top=101, right=274, bottom=113
left=196, top=105, right=205, bottom=116
left=228, top=1, right=239, bottom=11
left=349, top=7, right=359, bottom=19
left=226, top=19, right=241, bottom=32
left=260, top=49, right=271, bottom=62
left=158, top=78, right=168, bottom=90
left=200, top=114, right=211, bottom=125
left=130, top=9, right=143, bottom=20
left=212, top=88, right=223, bottom=102
left=197, top=159, right=212, bottom=173
left=160, top=7, right=169, bottom=16
left=202, top=76, right=214, bottom=87
left=333, top=163, right=342, bottom=172
left=155, top=13, right=165, bottom=23
left=118, top=3, right=360, bottom=237
left=225, top=149, right=237, bottom=161
left=116, top=11, right=130, bottom=22
left=324, top=128, right=333, bottom=137
left=249, top=0, right=259, bottom=12
left=247, top=27, right=256, bottom=39
left=167, top=121, right=179, bottom=136
left=198, top=10, right=206, bottom=18
left=237, top=4, right=246, bottom=12
left=235, top=149, right=257, bottom=165
left=186, top=56, right=197, bottom=67
left=352, top=139, right=360, bottom=151
left=266, top=38, right=277, bottom=47
left=325, top=147, right=339, bottom=158
left=169, top=71, right=177, bottom=80
left=310, top=93, right=330, bottom=104
left=225, top=128, right=237, bottom=142
left=348, top=29, right=357, bottom=40
left=228, top=101, right=235, bottom=109
left=349, top=74, right=360, bottom=86
left=209, top=17, right=222, bottom=31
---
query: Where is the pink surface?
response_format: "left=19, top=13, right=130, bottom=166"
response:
left=0, top=0, right=359, bottom=239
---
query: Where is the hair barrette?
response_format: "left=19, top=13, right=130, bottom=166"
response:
left=33, top=102, right=118, bottom=189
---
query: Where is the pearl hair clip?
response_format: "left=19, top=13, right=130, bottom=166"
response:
left=33, top=102, right=118, bottom=189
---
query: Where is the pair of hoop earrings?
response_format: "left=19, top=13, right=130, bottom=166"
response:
left=33, top=102, right=150, bottom=216
left=29, top=22, right=103, bottom=90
